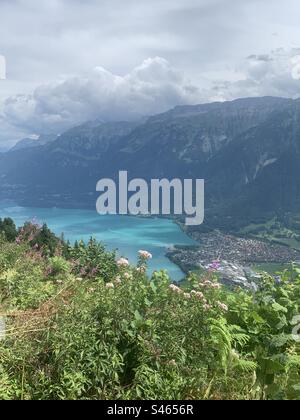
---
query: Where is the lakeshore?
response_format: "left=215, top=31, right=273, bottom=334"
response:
left=0, top=203, right=196, bottom=281
left=2, top=202, right=300, bottom=284
left=167, top=230, right=300, bottom=274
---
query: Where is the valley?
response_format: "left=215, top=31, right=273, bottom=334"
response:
left=2, top=96, right=300, bottom=283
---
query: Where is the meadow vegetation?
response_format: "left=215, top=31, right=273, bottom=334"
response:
left=0, top=218, right=300, bottom=400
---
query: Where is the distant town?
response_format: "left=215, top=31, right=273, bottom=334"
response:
left=167, top=230, right=300, bottom=274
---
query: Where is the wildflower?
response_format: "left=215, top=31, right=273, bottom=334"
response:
left=115, top=276, right=122, bottom=285
left=136, top=266, right=146, bottom=274
left=211, top=283, right=222, bottom=290
left=169, top=284, right=183, bottom=294
left=88, top=288, right=96, bottom=293
left=231, top=349, right=240, bottom=359
left=123, top=272, right=132, bottom=280
left=203, top=280, right=212, bottom=286
left=184, top=293, right=191, bottom=299
left=168, top=360, right=177, bottom=367
left=117, top=258, right=129, bottom=267
left=203, top=304, right=213, bottom=311
left=76, top=277, right=83, bottom=282
left=191, top=290, right=205, bottom=300
left=216, top=301, right=228, bottom=312
left=72, top=259, right=81, bottom=268
left=138, top=250, right=153, bottom=260
left=90, top=267, right=98, bottom=277
left=56, top=280, right=63, bottom=284
left=106, top=282, right=115, bottom=289
left=208, top=260, right=221, bottom=272
left=80, top=268, right=87, bottom=276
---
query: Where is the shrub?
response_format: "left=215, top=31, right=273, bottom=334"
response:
left=69, top=238, right=117, bottom=281
left=47, top=256, right=70, bottom=277
left=0, top=227, right=300, bottom=400
left=0, top=218, right=17, bottom=242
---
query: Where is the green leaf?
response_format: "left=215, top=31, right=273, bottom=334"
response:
left=272, top=302, right=288, bottom=313
left=134, top=310, right=143, bottom=322
left=144, top=297, right=152, bottom=307
left=270, top=334, right=290, bottom=348
left=149, top=281, right=157, bottom=294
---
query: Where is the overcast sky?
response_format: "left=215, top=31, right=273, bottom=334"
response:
left=1, top=0, right=300, bottom=147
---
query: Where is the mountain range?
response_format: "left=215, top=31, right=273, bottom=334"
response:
left=9, top=134, right=58, bottom=152
left=1, top=96, right=300, bottom=233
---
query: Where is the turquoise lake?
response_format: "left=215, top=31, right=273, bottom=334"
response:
left=0, top=204, right=196, bottom=281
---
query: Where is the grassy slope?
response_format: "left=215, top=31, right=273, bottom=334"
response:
left=0, top=234, right=300, bottom=400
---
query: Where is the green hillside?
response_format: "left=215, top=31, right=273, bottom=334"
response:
left=0, top=220, right=300, bottom=400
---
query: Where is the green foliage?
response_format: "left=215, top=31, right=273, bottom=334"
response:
left=225, top=264, right=300, bottom=400
left=69, top=238, right=117, bottom=281
left=0, top=225, right=300, bottom=400
left=48, top=256, right=70, bottom=277
left=17, top=222, right=62, bottom=257
left=0, top=218, right=17, bottom=242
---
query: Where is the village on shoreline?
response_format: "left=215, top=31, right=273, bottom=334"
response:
left=166, top=230, right=300, bottom=289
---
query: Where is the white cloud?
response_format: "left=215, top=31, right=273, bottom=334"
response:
left=3, top=47, right=300, bottom=148
left=3, top=49, right=300, bottom=148
left=207, top=49, right=300, bottom=102
left=1, top=57, right=201, bottom=137
left=0, top=55, right=6, bottom=80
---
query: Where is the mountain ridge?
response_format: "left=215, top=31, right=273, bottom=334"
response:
left=1, top=96, right=299, bottom=232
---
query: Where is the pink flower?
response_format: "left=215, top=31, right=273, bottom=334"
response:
left=123, top=272, right=132, bottom=280
left=136, top=266, right=146, bottom=274
left=138, top=250, right=153, bottom=260
left=203, top=304, right=213, bottom=311
left=211, top=283, right=222, bottom=290
left=117, top=258, right=129, bottom=267
left=208, top=260, right=221, bottom=272
left=216, top=301, right=228, bottom=312
left=90, top=267, right=98, bottom=276
left=169, top=284, right=183, bottom=294
left=191, top=290, right=205, bottom=300
left=115, top=276, right=122, bottom=285
left=199, top=280, right=222, bottom=290
left=203, top=280, right=212, bottom=286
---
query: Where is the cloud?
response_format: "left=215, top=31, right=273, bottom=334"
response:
left=1, top=57, right=201, bottom=137
left=0, top=55, right=6, bottom=80
left=3, top=48, right=300, bottom=147
left=214, top=49, right=300, bottom=100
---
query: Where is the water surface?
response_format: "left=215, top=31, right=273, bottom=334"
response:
left=0, top=204, right=196, bottom=281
